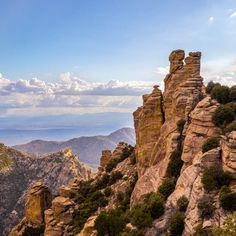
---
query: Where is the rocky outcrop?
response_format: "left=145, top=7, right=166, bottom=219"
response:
left=100, top=150, right=112, bottom=169
left=221, top=131, right=236, bottom=177
left=131, top=50, right=204, bottom=206
left=0, top=145, right=93, bottom=236
left=9, top=182, right=52, bottom=236
left=134, top=85, right=164, bottom=175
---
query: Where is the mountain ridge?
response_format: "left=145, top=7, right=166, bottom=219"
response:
left=13, top=127, right=135, bottom=165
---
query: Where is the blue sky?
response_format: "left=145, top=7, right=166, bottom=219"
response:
left=0, top=0, right=236, bottom=119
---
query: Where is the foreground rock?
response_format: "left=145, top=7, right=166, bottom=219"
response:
left=0, top=145, right=93, bottom=236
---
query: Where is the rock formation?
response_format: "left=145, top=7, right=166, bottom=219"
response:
left=0, top=145, right=93, bottom=236
left=131, top=50, right=204, bottom=205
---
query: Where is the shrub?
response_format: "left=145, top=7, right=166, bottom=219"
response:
left=158, top=178, right=176, bottom=200
left=177, top=196, right=189, bottom=212
left=206, top=81, right=220, bottom=94
left=130, top=152, right=136, bottom=165
left=130, top=204, right=153, bottom=229
left=225, top=120, right=236, bottom=133
left=105, top=158, right=119, bottom=172
left=167, top=149, right=183, bottom=178
left=219, top=186, right=236, bottom=211
left=94, top=209, right=126, bottom=236
left=213, top=212, right=236, bottom=235
left=202, top=166, right=232, bottom=191
left=94, top=173, right=110, bottom=190
left=211, top=85, right=230, bottom=104
left=168, top=212, right=185, bottom=236
left=109, top=171, right=123, bottom=185
left=202, top=137, right=220, bottom=153
left=197, top=197, right=215, bottom=219
left=230, top=85, right=236, bottom=102
left=177, top=119, right=186, bottom=133
left=104, top=186, right=112, bottom=197
left=194, top=224, right=213, bottom=236
left=212, top=105, right=235, bottom=127
left=120, top=145, right=135, bottom=162
left=144, top=192, right=165, bottom=219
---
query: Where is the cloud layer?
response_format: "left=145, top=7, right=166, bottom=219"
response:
left=0, top=72, right=156, bottom=116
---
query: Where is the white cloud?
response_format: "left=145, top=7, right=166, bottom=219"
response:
left=155, top=66, right=169, bottom=75
left=208, top=16, right=214, bottom=22
left=0, top=73, right=156, bottom=116
left=229, top=11, right=236, bottom=18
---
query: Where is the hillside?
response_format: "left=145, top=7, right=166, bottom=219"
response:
left=0, top=145, right=93, bottom=236
left=9, top=49, right=236, bottom=236
left=14, top=127, right=135, bottom=165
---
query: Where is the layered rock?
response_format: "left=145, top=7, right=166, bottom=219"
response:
left=0, top=145, right=93, bottom=236
left=134, top=85, right=164, bottom=175
left=9, top=182, right=52, bottom=236
left=131, top=50, right=204, bottom=206
left=221, top=131, right=236, bottom=177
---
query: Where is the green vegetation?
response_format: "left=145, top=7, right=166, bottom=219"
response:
left=219, top=186, right=236, bottom=211
left=212, top=105, right=235, bottom=128
left=168, top=212, right=185, bottom=236
left=206, top=81, right=236, bottom=133
left=129, top=192, right=165, bottom=229
left=108, top=171, right=123, bottom=185
left=105, top=145, right=135, bottom=172
left=158, top=178, right=176, bottom=200
left=94, top=209, right=126, bottom=236
left=104, top=186, right=112, bottom=197
left=211, top=85, right=230, bottom=104
left=201, top=166, right=232, bottom=191
left=202, top=137, right=220, bottom=153
left=213, top=212, right=236, bottom=236
left=167, top=150, right=183, bottom=178
left=197, top=196, right=215, bottom=219
left=177, top=196, right=189, bottom=212
left=225, top=120, right=236, bottom=132
left=194, top=224, right=213, bottom=236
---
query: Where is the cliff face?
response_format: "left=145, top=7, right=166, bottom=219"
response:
left=9, top=142, right=137, bottom=236
left=0, top=144, right=93, bottom=236
left=131, top=50, right=204, bottom=205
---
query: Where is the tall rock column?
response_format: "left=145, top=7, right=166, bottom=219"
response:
left=133, top=85, right=164, bottom=175
left=131, top=50, right=204, bottom=206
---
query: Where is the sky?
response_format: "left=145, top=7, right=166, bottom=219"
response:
left=0, top=0, right=236, bottom=125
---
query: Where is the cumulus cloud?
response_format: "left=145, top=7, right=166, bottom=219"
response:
left=230, top=11, right=236, bottom=18
left=0, top=72, right=156, bottom=116
left=155, top=66, right=169, bottom=75
left=208, top=16, right=214, bottom=22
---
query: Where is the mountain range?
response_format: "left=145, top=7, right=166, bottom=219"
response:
left=14, top=127, right=135, bottom=165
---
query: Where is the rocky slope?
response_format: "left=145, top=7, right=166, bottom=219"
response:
left=8, top=49, right=236, bottom=236
left=0, top=145, right=93, bottom=236
left=14, top=128, right=135, bottom=165
left=9, top=142, right=137, bottom=236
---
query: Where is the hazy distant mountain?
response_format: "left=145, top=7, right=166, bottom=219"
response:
left=14, top=128, right=135, bottom=165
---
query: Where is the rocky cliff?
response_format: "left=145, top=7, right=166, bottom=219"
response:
left=0, top=144, right=93, bottom=236
left=8, top=49, right=236, bottom=236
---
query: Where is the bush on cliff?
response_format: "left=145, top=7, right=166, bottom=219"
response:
left=94, top=209, right=126, bottom=236
left=226, top=120, right=236, bottom=133
left=167, top=149, right=183, bottom=178
left=177, top=196, right=189, bottom=212
left=109, top=171, right=123, bottom=185
left=105, top=158, right=119, bottom=172
left=158, top=178, right=176, bottom=200
left=212, top=105, right=235, bottom=128
left=197, top=196, right=215, bottom=219
left=202, top=166, right=232, bottom=191
left=168, top=212, right=185, bottom=236
left=230, top=86, right=236, bottom=102
left=202, top=137, right=220, bottom=153
left=219, top=186, right=236, bottom=211
left=206, top=81, right=220, bottom=94
left=194, top=224, right=213, bottom=236
left=211, top=85, right=230, bottom=104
